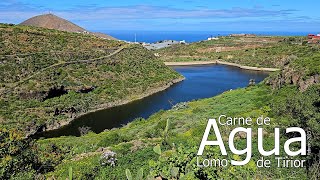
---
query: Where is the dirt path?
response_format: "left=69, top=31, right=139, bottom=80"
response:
left=164, top=61, right=217, bottom=66
left=11, top=45, right=128, bottom=88
left=164, top=60, right=280, bottom=72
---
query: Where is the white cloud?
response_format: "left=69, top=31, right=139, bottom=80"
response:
left=0, top=2, right=318, bottom=31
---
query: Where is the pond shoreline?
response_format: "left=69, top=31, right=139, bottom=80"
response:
left=164, top=60, right=280, bottom=72
left=30, top=77, right=185, bottom=138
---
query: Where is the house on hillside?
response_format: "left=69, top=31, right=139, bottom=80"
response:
left=207, top=37, right=219, bottom=41
left=308, top=34, right=320, bottom=44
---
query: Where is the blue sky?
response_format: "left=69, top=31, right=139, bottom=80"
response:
left=0, top=0, right=319, bottom=32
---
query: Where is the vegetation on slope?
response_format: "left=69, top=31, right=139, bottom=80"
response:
left=0, top=23, right=122, bottom=55
left=0, top=24, right=182, bottom=134
left=27, top=82, right=317, bottom=179
left=25, top=48, right=318, bottom=179
left=0, top=25, right=319, bottom=179
left=156, top=36, right=317, bottom=68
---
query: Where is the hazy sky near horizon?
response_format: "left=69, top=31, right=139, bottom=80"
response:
left=1, top=0, right=319, bottom=32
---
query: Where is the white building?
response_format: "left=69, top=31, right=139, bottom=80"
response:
left=207, top=37, right=219, bottom=41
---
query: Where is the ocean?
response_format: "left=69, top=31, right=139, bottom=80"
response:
left=99, top=30, right=312, bottom=43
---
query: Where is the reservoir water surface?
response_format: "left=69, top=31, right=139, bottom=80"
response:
left=38, top=64, right=270, bottom=138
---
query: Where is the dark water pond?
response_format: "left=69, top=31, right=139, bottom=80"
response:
left=38, top=64, right=269, bottom=138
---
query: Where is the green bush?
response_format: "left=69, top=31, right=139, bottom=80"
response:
left=97, top=131, right=131, bottom=147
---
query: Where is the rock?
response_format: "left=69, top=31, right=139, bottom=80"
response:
left=292, top=74, right=300, bottom=85
left=78, top=126, right=91, bottom=136
left=238, top=131, right=247, bottom=138
left=266, top=65, right=318, bottom=92
left=299, top=76, right=316, bottom=91
left=54, top=108, right=60, bottom=116
left=76, top=86, right=96, bottom=93
left=96, top=147, right=105, bottom=152
left=248, top=79, right=255, bottom=86
left=172, top=102, right=188, bottom=110
left=315, top=74, right=319, bottom=83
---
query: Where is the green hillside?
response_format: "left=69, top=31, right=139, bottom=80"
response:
left=37, top=84, right=319, bottom=179
left=35, top=42, right=318, bottom=179
left=1, top=44, right=317, bottom=179
left=155, top=36, right=316, bottom=68
left=0, top=24, right=319, bottom=179
left=0, top=24, right=182, bottom=135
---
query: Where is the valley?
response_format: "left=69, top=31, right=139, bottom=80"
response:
left=0, top=16, right=319, bottom=179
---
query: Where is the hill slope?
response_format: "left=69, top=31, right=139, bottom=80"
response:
left=0, top=24, right=182, bottom=136
left=20, top=14, right=116, bottom=40
left=155, top=36, right=311, bottom=68
left=36, top=50, right=319, bottom=179
left=20, top=14, right=85, bottom=33
left=1, top=24, right=319, bottom=179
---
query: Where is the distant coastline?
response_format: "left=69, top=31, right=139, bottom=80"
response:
left=164, top=60, right=280, bottom=72
left=103, top=30, right=312, bottom=43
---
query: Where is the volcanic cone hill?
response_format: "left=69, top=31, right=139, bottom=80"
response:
left=20, top=14, right=116, bottom=40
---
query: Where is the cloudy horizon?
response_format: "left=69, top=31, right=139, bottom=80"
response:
left=1, top=0, right=319, bottom=32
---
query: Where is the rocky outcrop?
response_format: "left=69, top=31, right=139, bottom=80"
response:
left=76, top=86, right=96, bottom=93
left=299, top=75, right=319, bottom=91
left=265, top=65, right=319, bottom=91
left=19, top=85, right=68, bottom=101
left=43, top=86, right=68, bottom=101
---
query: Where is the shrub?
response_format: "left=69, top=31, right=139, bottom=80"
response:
left=97, top=131, right=131, bottom=147
left=0, top=129, right=66, bottom=179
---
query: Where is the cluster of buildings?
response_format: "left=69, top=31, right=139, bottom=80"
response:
left=307, top=34, right=320, bottom=44
left=207, top=37, right=219, bottom=41
left=142, top=40, right=187, bottom=50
